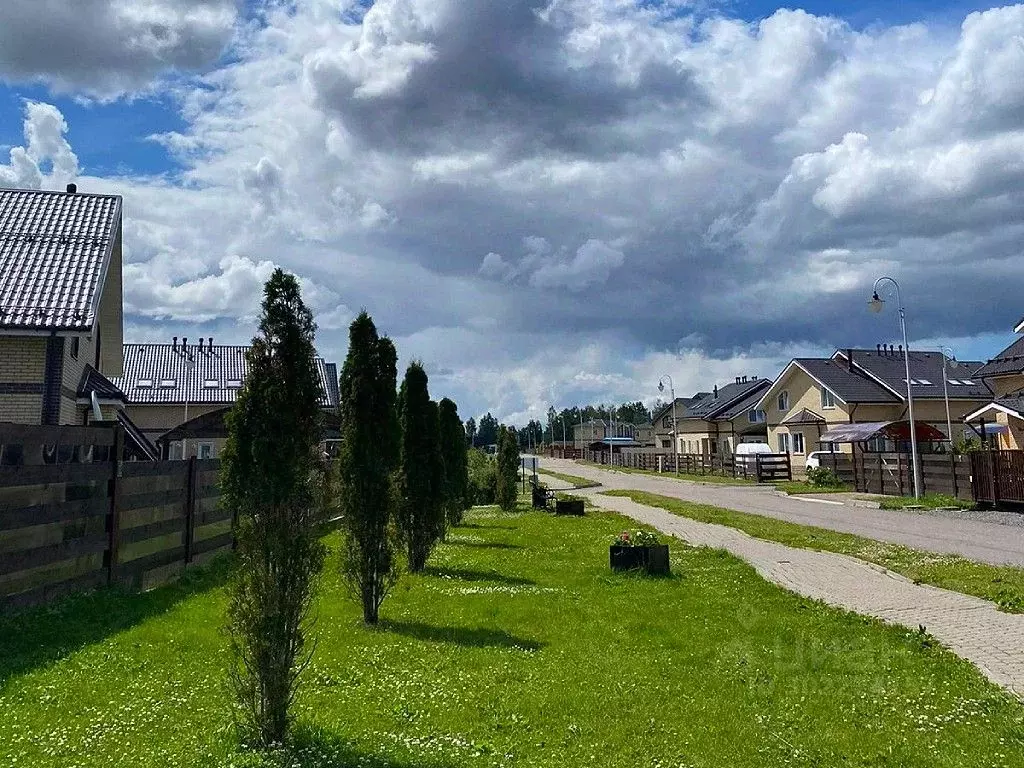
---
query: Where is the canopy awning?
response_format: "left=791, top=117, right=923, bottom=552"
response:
left=818, top=420, right=947, bottom=444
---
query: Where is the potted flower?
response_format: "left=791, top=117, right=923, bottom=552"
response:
left=555, top=494, right=585, bottom=516
left=609, top=529, right=670, bottom=575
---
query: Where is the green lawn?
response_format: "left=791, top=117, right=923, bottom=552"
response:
left=877, top=493, right=974, bottom=511
left=577, top=460, right=756, bottom=485
left=775, top=481, right=853, bottom=495
left=605, top=490, right=1024, bottom=614
left=535, top=467, right=601, bottom=489
left=3, top=507, right=1024, bottom=767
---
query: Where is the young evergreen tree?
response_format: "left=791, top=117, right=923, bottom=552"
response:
left=337, top=312, right=400, bottom=625
left=439, top=398, right=469, bottom=526
left=397, top=362, right=445, bottom=571
left=222, top=269, right=326, bottom=747
left=495, top=425, right=521, bottom=511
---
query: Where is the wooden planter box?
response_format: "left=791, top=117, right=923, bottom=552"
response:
left=555, top=499, right=585, bottom=516
left=609, top=544, right=670, bottom=575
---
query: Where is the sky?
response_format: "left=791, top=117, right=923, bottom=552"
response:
left=0, top=0, right=1021, bottom=425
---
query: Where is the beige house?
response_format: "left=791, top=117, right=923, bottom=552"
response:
left=757, top=348, right=992, bottom=463
left=651, top=394, right=707, bottom=449
left=0, top=185, right=127, bottom=428
left=111, top=340, right=339, bottom=459
left=965, top=318, right=1024, bottom=450
left=659, top=377, right=770, bottom=455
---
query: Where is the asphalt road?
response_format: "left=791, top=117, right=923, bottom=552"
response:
left=540, top=457, right=1024, bottom=567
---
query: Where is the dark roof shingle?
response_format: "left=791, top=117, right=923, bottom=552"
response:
left=974, top=337, right=1024, bottom=378
left=794, top=358, right=899, bottom=403
left=838, top=349, right=991, bottom=399
left=684, top=379, right=770, bottom=421
left=110, top=343, right=339, bottom=407
left=0, top=188, right=122, bottom=332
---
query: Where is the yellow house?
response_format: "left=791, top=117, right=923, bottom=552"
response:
left=756, top=348, right=992, bottom=464
left=667, top=377, right=771, bottom=455
left=965, top=318, right=1024, bottom=450
left=0, top=185, right=126, bottom=427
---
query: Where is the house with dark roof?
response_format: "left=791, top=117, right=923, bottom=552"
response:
left=0, top=185, right=125, bottom=425
left=756, top=347, right=992, bottom=461
left=965, top=319, right=1024, bottom=450
left=651, top=393, right=708, bottom=449
left=662, top=377, right=771, bottom=455
left=110, top=339, right=339, bottom=459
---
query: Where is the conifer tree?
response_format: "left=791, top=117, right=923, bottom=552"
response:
left=495, top=425, right=521, bottom=512
left=337, top=312, right=400, bottom=624
left=439, top=398, right=469, bottom=526
left=397, top=362, right=445, bottom=571
left=222, top=269, right=325, bottom=747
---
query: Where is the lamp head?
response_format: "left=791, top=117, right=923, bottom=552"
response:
left=658, top=380, right=665, bottom=394
left=868, top=291, right=884, bottom=314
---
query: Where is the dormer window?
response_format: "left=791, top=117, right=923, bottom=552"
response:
left=203, top=379, right=219, bottom=389
left=159, top=378, right=176, bottom=388
left=226, top=379, right=242, bottom=388
left=137, top=378, right=153, bottom=389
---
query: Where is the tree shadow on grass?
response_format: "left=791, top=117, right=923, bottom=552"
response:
left=455, top=522, right=515, bottom=531
left=378, top=619, right=543, bottom=651
left=422, top=565, right=536, bottom=587
left=0, top=554, right=233, bottom=687
left=448, top=540, right=524, bottom=550
left=280, top=724, right=464, bottom=768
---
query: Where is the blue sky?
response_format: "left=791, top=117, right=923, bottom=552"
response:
left=0, top=0, right=1022, bottom=422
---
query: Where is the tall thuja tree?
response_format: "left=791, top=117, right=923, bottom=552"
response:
left=495, top=425, right=520, bottom=512
left=397, top=363, right=445, bottom=571
left=439, top=398, right=469, bottom=527
left=337, top=312, right=400, bottom=625
left=222, top=269, right=326, bottom=747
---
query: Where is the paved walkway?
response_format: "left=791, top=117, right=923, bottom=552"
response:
left=541, top=458, right=1024, bottom=567
left=585, top=489, right=1024, bottom=695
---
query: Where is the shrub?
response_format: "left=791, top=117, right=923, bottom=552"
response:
left=467, top=448, right=497, bottom=504
left=806, top=467, right=843, bottom=488
left=439, top=398, right=469, bottom=527
left=495, top=426, right=520, bottom=512
left=613, top=529, right=660, bottom=547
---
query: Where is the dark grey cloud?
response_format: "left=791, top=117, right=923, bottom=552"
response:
left=0, top=0, right=238, bottom=96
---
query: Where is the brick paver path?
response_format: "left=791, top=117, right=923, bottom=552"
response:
left=583, top=487, right=1024, bottom=696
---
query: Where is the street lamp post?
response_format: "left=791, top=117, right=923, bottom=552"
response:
left=939, top=346, right=956, bottom=450
left=869, top=277, right=920, bottom=499
left=658, top=375, right=678, bottom=475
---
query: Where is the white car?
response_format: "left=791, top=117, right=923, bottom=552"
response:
left=805, top=451, right=835, bottom=470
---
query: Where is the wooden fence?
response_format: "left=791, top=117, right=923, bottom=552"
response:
left=581, top=448, right=791, bottom=483
left=971, top=451, right=1024, bottom=505
left=0, top=423, right=230, bottom=610
left=810, top=451, right=974, bottom=501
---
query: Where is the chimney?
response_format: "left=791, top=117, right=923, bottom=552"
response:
left=742, top=375, right=748, bottom=383
left=207, top=337, right=213, bottom=350
left=876, top=344, right=882, bottom=356
left=197, top=337, right=203, bottom=352
left=66, top=183, right=77, bottom=194
left=898, top=344, right=903, bottom=357
left=847, top=348, right=853, bottom=372
left=182, top=337, right=188, bottom=353
left=172, top=336, right=178, bottom=352
left=889, top=344, right=895, bottom=357
left=735, top=376, right=741, bottom=385
left=713, top=384, right=719, bottom=399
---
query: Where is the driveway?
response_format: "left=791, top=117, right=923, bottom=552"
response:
left=541, top=458, right=1024, bottom=567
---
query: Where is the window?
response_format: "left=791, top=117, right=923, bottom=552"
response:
left=661, top=440, right=671, bottom=449
left=198, top=443, right=213, bottom=459
left=226, top=379, right=242, bottom=388
left=69, top=337, right=79, bottom=360
left=158, top=378, right=176, bottom=388
left=748, top=408, right=765, bottom=423
left=137, top=378, right=153, bottom=389
left=820, top=389, right=836, bottom=409
left=777, top=391, right=789, bottom=411
left=960, top=379, right=976, bottom=385
left=820, top=441, right=838, bottom=452
left=203, top=379, right=219, bottom=389
left=917, top=378, right=933, bottom=385
left=778, top=433, right=790, bottom=453
left=792, top=432, right=805, bottom=453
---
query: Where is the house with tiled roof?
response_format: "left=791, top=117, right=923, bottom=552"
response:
left=663, top=377, right=772, bottom=456
left=0, top=184, right=125, bottom=425
left=965, top=318, right=1024, bottom=450
left=111, top=338, right=339, bottom=459
left=651, top=393, right=708, bottom=449
left=756, top=347, right=992, bottom=461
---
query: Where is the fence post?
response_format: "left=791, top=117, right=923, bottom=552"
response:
left=755, top=454, right=763, bottom=483
left=877, top=453, right=884, bottom=495
left=991, top=450, right=1001, bottom=505
left=950, top=452, right=959, bottom=499
left=896, top=452, right=904, bottom=496
left=106, top=425, right=125, bottom=585
left=184, top=456, right=197, bottom=565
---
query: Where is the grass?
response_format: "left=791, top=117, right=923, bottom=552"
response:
left=604, top=490, right=1024, bottom=614
left=877, top=493, right=975, bottom=511
left=535, top=468, right=601, bottom=489
left=577, top=459, right=756, bottom=485
left=775, top=481, right=853, bottom=495
left=3, top=507, right=1024, bottom=767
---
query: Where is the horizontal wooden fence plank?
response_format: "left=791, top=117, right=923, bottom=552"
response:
left=114, top=545, right=187, bottom=583
left=0, top=495, right=109, bottom=531
left=120, top=488, right=188, bottom=512
left=0, top=532, right=109, bottom=577
left=0, top=423, right=116, bottom=446
left=121, top=461, right=189, bottom=479
left=192, top=532, right=233, bottom=557
left=0, top=568, right=108, bottom=611
left=120, top=516, right=188, bottom=545
left=0, top=462, right=112, bottom=487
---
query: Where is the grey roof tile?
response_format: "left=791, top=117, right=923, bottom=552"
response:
left=974, top=337, right=1024, bottom=378
left=794, top=358, right=899, bottom=403
left=684, top=379, right=770, bottom=421
left=0, top=188, right=121, bottom=331
left=110, top=343, right=339, bottom=407
left=837, top=349, right=991, bottom=399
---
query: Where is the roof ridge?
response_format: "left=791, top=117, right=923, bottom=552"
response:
left=0, top=186, right=121, bottom=200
